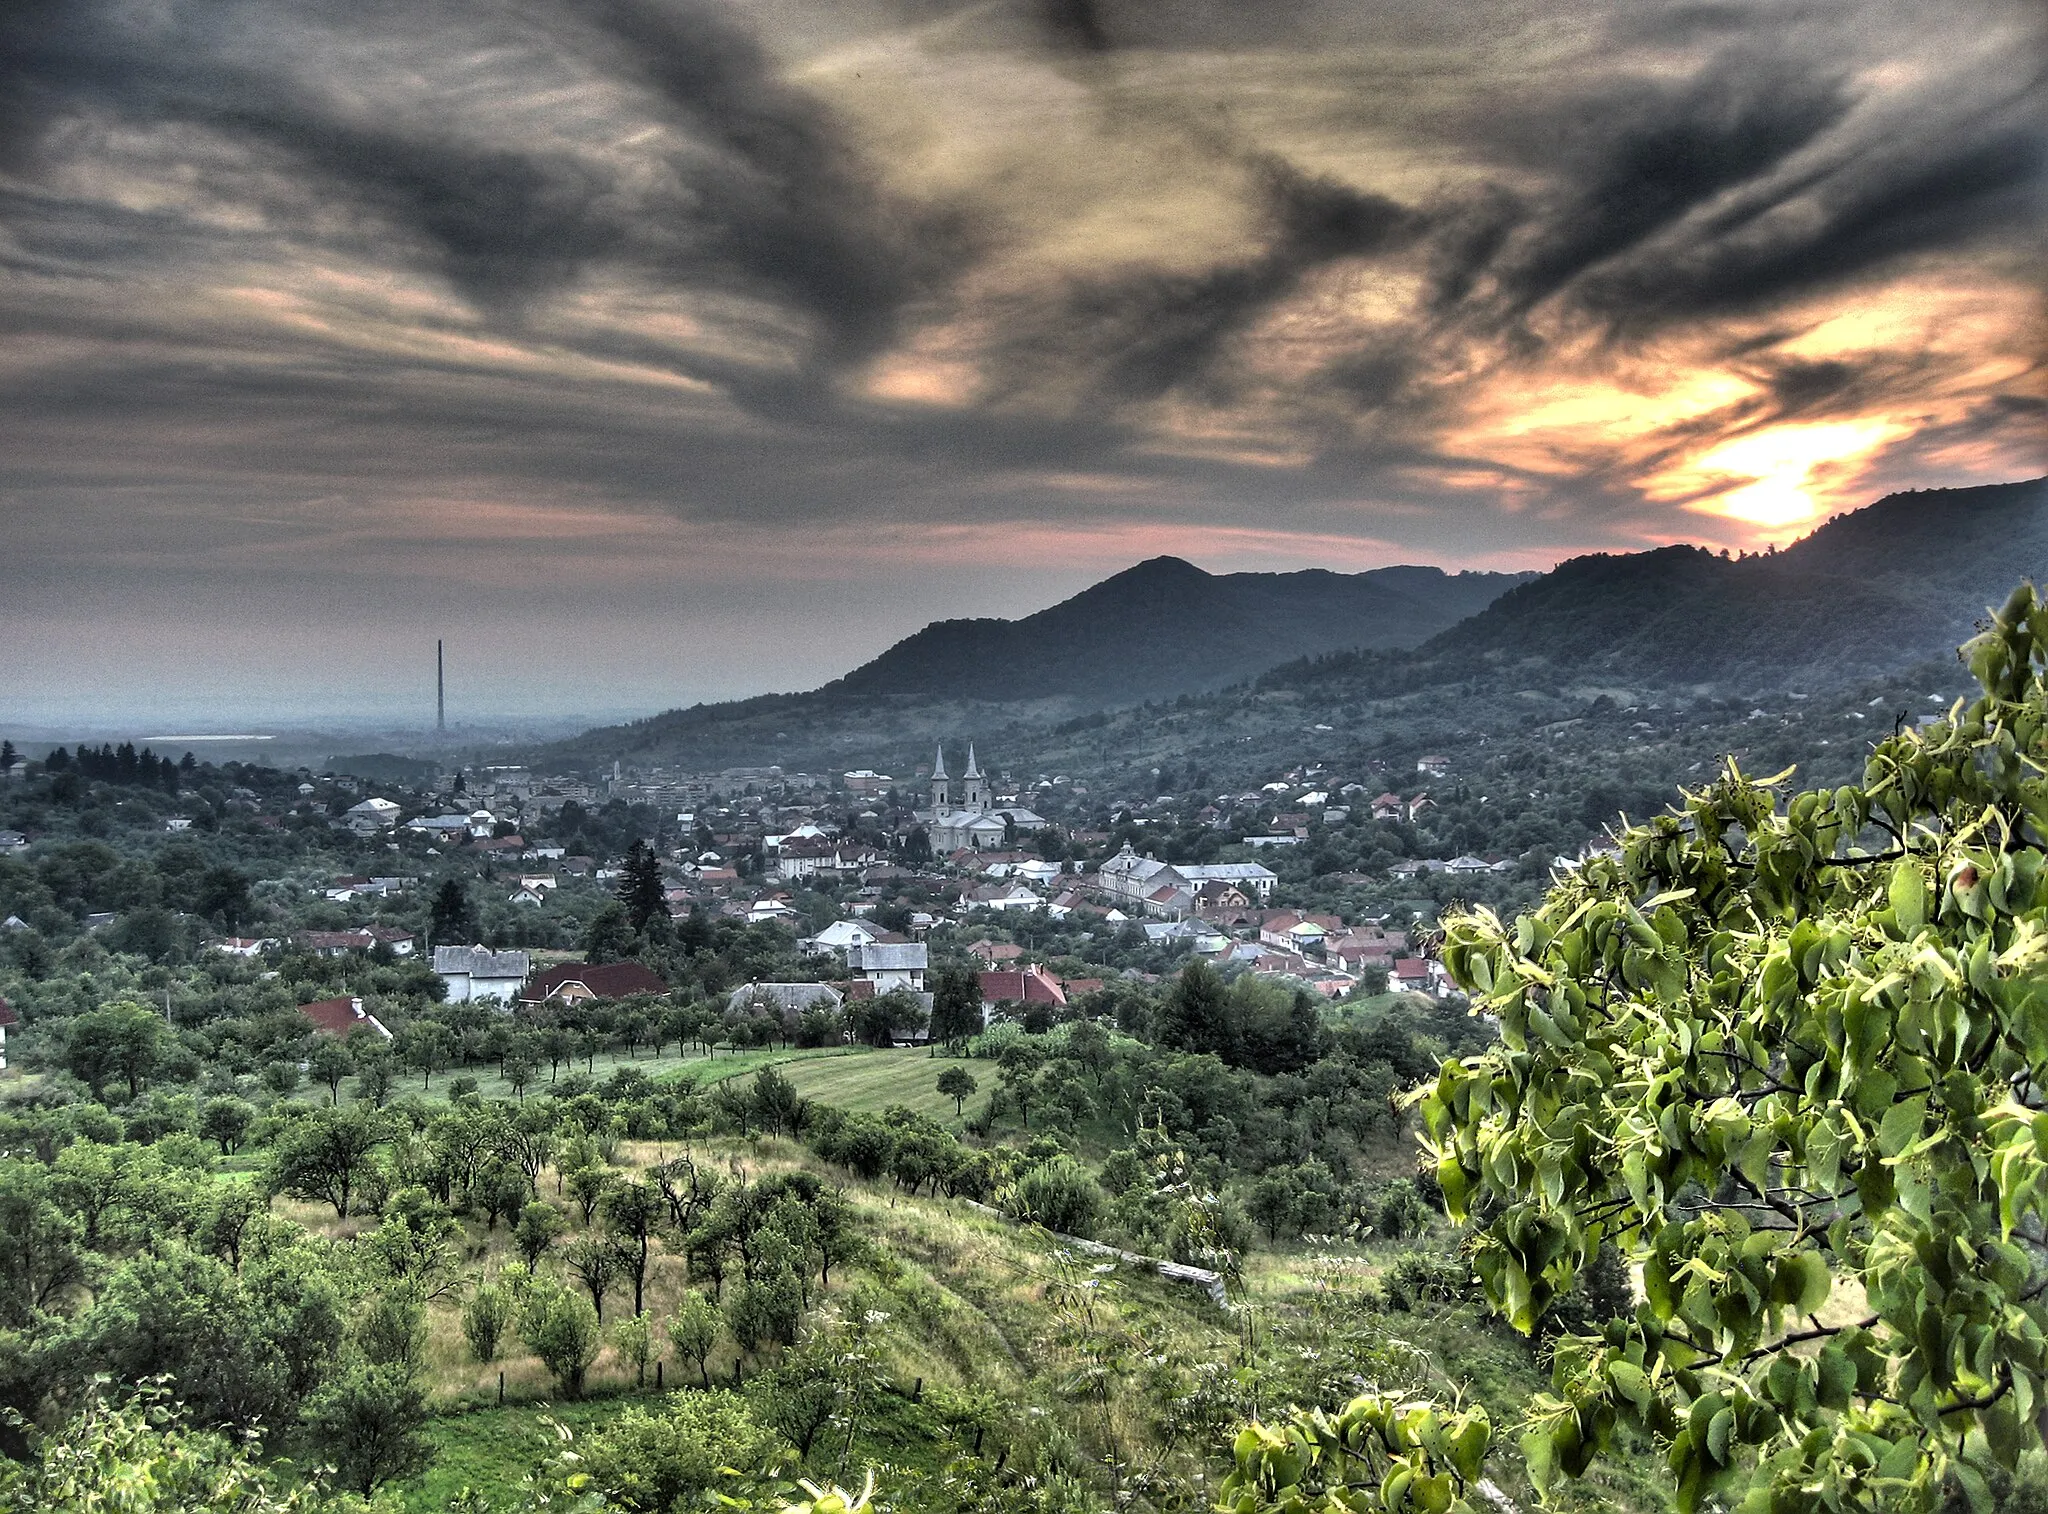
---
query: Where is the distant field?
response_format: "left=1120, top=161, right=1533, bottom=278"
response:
left=300, top=1044, right=868, bottom=1106
left=761, top=1047, right=1002, bottom=1127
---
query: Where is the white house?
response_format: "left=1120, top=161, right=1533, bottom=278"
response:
left=344, top=798, right=399, bottom=835
left=432, top=945, right=530, bottom=1004
left=848, top=940, right=928, bottom=992
left=800, top=918, right=890, bottom=959
left=1176, top=862, right=1278, bottom=901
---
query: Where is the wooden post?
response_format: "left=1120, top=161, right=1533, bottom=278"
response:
left=911, top=1376, right=923, bottom=1402
left=498, top=1372, right=505, bottom=1406
left=655, top=1360, right=664, bottom=1391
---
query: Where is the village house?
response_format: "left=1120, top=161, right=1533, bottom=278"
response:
left=1176, top=861, right=1278, bottom=901
left=343, top=797, right=401, bottom=833
left=297, top=995, right=394, bottom=1041
left=0, top=996, right=14, bottom=1069
left=521, top=961, right=668, bottom=1004
left=1259, top=910, right=1342, bottom=954
left=0, top=830, right=27, bottom=855
left=293, top=926, right=416, bottom=957
left=727, top=982, right=843, bottom=1017
left=978, top=964, right=1066, bottom=1015
left=848, top=940, right=928, bottom=992
left=799, top=918, right=893, bottom=959
left=432, top=945, right=530, bottom=1004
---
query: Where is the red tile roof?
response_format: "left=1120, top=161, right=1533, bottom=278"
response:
left=977, top=966, right=1067, bottom=1008
left=298, top=996, right=392, bottom=1039
left=523, top=961, right=668, bottom=1001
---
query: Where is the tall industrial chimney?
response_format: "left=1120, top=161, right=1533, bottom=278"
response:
left=437, top=640, right=445, bottom=733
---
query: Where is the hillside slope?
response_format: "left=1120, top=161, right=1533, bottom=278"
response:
left=1416, top=477, right=2048, bottom=687
left=828, top=558, right=1528, bottom=705
left=539, top=560, right=1525, bottom=770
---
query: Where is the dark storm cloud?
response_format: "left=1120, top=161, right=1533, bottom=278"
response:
left=1478, top=57, right=1856, bottom=320
left=574, top=0, right=981, bottom=362
left=0, top=0, right=2040, bottom=726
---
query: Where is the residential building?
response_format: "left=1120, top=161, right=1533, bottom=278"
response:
left=1176, top=862, right=1278, bottom=900
left=0, top=831, right=28, bottom=855
left=726, top=982, right=843, bottom=1017
left=800, top=918, right=893, bottom=959
left=432, top=945, right=530, bottom=1004
left=977, top=965, right=1067, bottom=1013
left=297, top=995, right=393, bottom=1041
left=344, top=797, right=401, bottom=832
left=523, top=961, right=668, bottom=1003
left=848, top=940, right=928, bottom=992
left=0, top=996, right=14, bottom=1069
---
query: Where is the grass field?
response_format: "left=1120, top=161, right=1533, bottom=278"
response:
left=765, top=1047, right=1002, bottom=1127
left=299, top=1044, right=873, bottom=1106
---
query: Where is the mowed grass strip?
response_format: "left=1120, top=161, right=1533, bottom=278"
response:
left=767, top=1048, right=1001, bottom=1127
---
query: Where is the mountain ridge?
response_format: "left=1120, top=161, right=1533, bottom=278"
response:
left=532, top=477, right=2047, bottom=772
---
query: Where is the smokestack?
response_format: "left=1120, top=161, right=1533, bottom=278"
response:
left=437, top=639, right=445, bottom=733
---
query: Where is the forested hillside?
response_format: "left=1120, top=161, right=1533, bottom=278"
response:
left=538, top=478, right=2043, bottom=776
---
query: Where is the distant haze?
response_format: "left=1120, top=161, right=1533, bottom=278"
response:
left=0, top=0, right=2040, bottom=725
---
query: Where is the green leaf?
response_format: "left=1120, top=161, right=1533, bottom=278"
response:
left=1878, top=1095, right=1927, bottom=1160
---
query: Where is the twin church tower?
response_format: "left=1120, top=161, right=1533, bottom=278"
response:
left=927, top=743, right=988, bottom=812
left=920, top=743, right=1048, bottom=852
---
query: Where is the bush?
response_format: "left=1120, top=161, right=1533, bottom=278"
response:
left=519, top=1282, right=602, bottom=1398
left=569, top=1390, right=779, bottom=1511
left=461, top=1280, right=514, bottom=1364
left=1003, top=1156, right=1104, bottom=1239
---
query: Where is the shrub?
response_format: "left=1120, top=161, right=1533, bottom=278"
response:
left=569, top=1390, right=778, bottom=1511
left=519, top=1282, right=602, bottom=1398
left=461, top=1280, right=514, bottom=1364
left=1003, top=1156, right=1104, bottom=1239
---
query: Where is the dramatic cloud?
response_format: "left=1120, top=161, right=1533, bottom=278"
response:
left=0, top=0, right=2040, bottom=722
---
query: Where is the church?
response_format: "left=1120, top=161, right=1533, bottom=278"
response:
left=922, top=743, right=1048, bottom=852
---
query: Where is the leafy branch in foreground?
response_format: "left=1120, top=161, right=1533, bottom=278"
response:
left=1415, top=581, right=2048, bottom=1512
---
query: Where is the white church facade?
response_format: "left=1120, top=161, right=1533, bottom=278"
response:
left=921, top=744, right=1048, bottom=852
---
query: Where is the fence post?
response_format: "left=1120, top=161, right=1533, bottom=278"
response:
left=655, top=1360, right=664, bottom=1391
left=498, top=1372, right=505, bottom=1406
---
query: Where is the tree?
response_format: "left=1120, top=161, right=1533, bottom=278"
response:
left=64, top=999, right=166, bottom=1101
left=1156, top=960, right=1231, bottom=1059
left=428, top=879, right=475, bottom=947
left=562, top=1232, right=622, bottom=1321
left=519, top=1282, right=602, bottom=1398
left=515, top=1200, right=568, bottom=1273
left=307, top=1038, right=355, bottom=1105
left=666, top=1289, right=722, bottom=1388
left=609, top=1312, right=653, bottom=1388
left=267, top=1106, right=384, bottom=1219
left=352, top=1047, right=395, bottom=1107
left=1417, top=586, right=2048, bottom=1513
left=355, top=1290, right=426, bottom=1370
left=618, top=839, right=667, bottom=935
left=0, top=1163, right=88, bottom=1325
left=298, top=1361, right=431, bottom=1498
left=0, top=1384, right=312, bottom=1513
left=928, top=963, right=983, bottom=1050
left=936, top=1065, right=978, bottom=1118
left=462, top=1279, right=514, bottom=1363
left=601, top=1179, right=664, bottom=1317
left=503, top=1051, right=537, bottom=1100
left=199, top=1095, right=255, bottom=1155
left=582, top=902, right=634, bottom=964
left=194, top=866, right=253, bottom=935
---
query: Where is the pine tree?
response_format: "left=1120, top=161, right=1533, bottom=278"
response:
left=617, top=840, right=665, bottom=934
left=428, top=879, right=474, bottom=946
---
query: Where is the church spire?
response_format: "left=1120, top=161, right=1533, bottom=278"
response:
left=932, top=743, right=949, bottom=780
left=962, top=743, right=981, bottom=779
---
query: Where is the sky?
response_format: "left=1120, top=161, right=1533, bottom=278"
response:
left=1, top=0, right=2043, bottom=727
